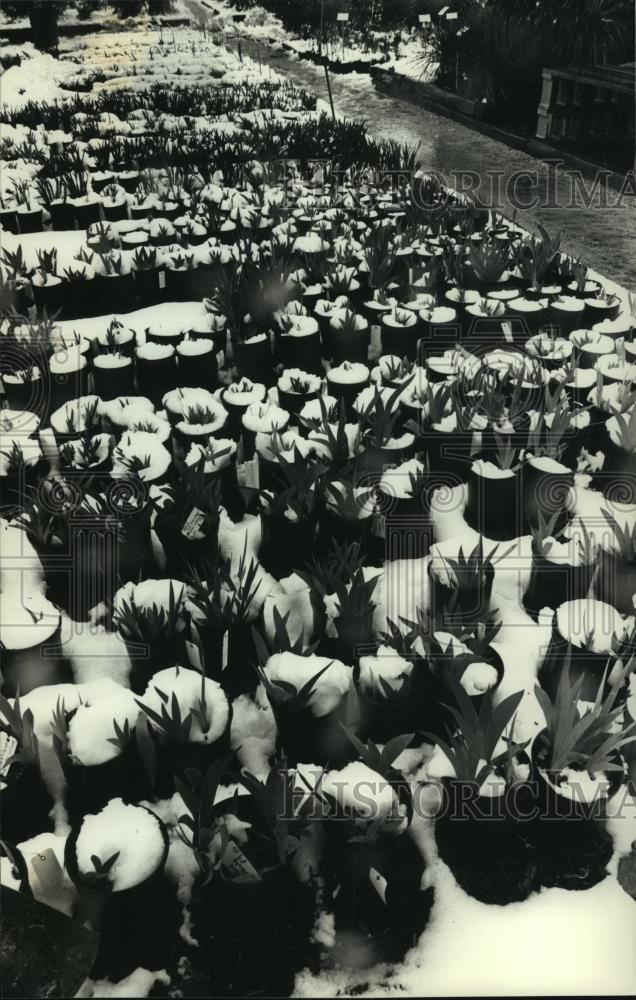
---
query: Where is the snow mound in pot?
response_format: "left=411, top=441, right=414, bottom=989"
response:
left=264, top=652, right=352, bottom=717
left=75, top=798, right=166, bottom=892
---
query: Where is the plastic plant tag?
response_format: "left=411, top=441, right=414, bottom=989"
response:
left=221, top=630, right=229, bottom=670
left=470, top=430, right=483, bottom=456
left=0, top=732, right=17, bottom=779
left=221, top=840, right=262, bottom=884
left=158, top=270, right=166, bottom=290
left=372, top=513, right=386, bottom=539
left=237, top=455, right=260, bottom=489
left=186, top=640, right=203, bottom=672
left=216, top=350, right=225, bottom=369
left=502, top=321, right=514, bottom=344
left=30, top=849, right=66, bottom=906
left=369, top=867, right=388, bottom=904
left=182, top=506, right=206, bottom=540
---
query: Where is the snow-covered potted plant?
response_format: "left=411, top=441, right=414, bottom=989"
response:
left=259, top=650, right=356, bottom=768
left=135, top=341, right=177, bottom=408
left=64, top=799, right=173, bottom=982
left=539, top=597, right=635, bottom=701
left=112, top=578, right=187, bottom=693
left=0, top=691, right=54, bottom=844
left=531, top=661, right=635, bottom=890
left=426, top=682, right=534, bottom=905
left=136, top=664, right=232, bottom=798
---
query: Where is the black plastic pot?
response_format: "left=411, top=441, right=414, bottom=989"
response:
left=176, top=344, right=218, bottom=390
left=17, top=207, right=43, bottom=233
left=270, top=688, right=356, bottom=768
left=259, top=511, right=318, bottom=579
left=92, top=356, right=135, bottom=400
left=234, top=338, right=273, bottom=385
left=95, top=272, right=136, bottom=313
left=0, top=206, right=19, bottom=234
left=594, top=549, right=636, bottom=616
left=465, top=463, right=521, bottom=540
left=73, top=198, right=101, bottom=230
left=62, top=739, right=145, bottom=827
left=521, top=457, right=574, bottom=534
left=330, top=325, right=371, bottom=365
left=64, top=808, right=174, bottom=983
left=538, top=615, right=616, bottom=702
left=380, top=316, right=420, bottom=360
left=523, top=551, right=593, bottom=620
left=134, top=266, right=166, bottom=308
left=31, top=277, right=65, bottom=316
left=123, top=633, right=188, bottom=695
left=48, top=199, right=76, bottom=230
left=0, top=759, right=55, bottom=845
left=434, top=778, right=538, bottom=905
left=277, top=330, right=323, bottom=374
left=136, top=352, right=178, bottom=408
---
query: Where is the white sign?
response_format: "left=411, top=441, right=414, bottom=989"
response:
left=446, top=11, right=458, bottom=20
left=438, top=5, right=449, bottom=15
left=419, top=13, right=431, bottom=23
left=337, top=12, right=350, bottom=21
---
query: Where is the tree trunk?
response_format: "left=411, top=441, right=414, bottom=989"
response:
left=29, top=1, right=60, bottom=53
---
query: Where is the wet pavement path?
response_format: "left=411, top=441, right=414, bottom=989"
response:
left=187, top=1, right=636, bottom=290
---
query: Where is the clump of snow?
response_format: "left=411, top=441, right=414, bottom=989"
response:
left=75, top=799, right=166, bottom=892
left=67, top=679, right=138, bottom=767
left=142, top=667, right=229, bottom=744
left=264, top=652, right=352, bottom=717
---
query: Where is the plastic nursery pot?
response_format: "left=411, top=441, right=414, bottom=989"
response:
left=375, top=495, right=432, bottom=561
left=583, top=294, right=620, bottom=326
left=49, top=357, right=90, bottom=415
left=433, top=777, right=538, bottom=906
left=418, top=306, right=461, bottom=358
left=0, top=608, right=72, bottom=696
left=430, top=566, right=494, bottom=625
left=102, top=198, right=129, bottom=223
left=549, top=297, right=586, bottom=337
left=176, top=340, right=218, bottom=390
left=134, top=266, right=166, bottom=308
left=325, top=826, right=433, bottom=965
left=234, top=336, right=274, bottom=385
left=122, top=633, right=188, bottom=696
left=521, top=455, right=574, bottom=534
left=522, top=544, right=593, bottom=620
left=62, top=739, right=145, bottom=828
left=59, top=276, right=99, bottom=321
left=531, top=728, right=625, bottom=824
left=277, top=385, right=320, bottom=419
left=135, top=347, right=178, bottom=409
left=593, top=548, right=636, bottom=616
left=326, top=365, right=370, bottom=416
left=596, top=430, right=636, bottom=504
left=538, top=601, right=625, bottom=702
left=92, top=354, right=134, bottom=401
left=259, top=511, right=318, bottom=579
left=317, top=506, right=374, bottom=557
left=357, top=665, right=429, bottom=745
left=269, top=693, right=357, bottom=770
left=31, top=275, right=64, bottom=315
left=422, top=423, right=474, bottom=484
left=0, top=206, right=19, bottom=234
left=464, top=461, right=522, bottom=541
left=72, top=197, right=101, bottom=230
left=16, top=206, right=43, bottom=233
left=380, top=313, right=420, bottom=360
left=330, top=320, right=371, bottom=365
left=277, top=327, right=323, bottom=375
left=95, top=271, right=136, bottom=313
left=64, top=804, right=174, bottom=983
left=0, top=757, right=55, bottom=845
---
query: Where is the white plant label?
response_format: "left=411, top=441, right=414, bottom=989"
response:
left=185, top=639, right=203, bottom=672
left=216, top=350, right=225, bottom=369
left=337, top=12, right=349, bottom=21
left=372, top=513, right=386, bottom=539
left=158, top=270, right=166, bottom=290
left=222, top=630, right=229, bottom=670
left=0, top=732, right=17, bottom=778
left=369, top=867, right=388, bottom=904
left=502, top=321, right=514, bottom=343
left=182, top=506, right=206, bottom=539
left=221, top=840, right=262, bottom=884
left=237, top=455, right=260, bottom=489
